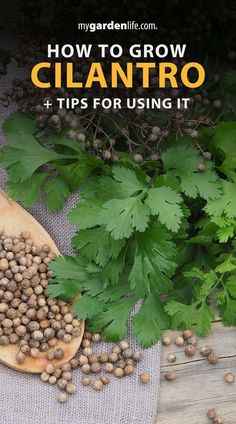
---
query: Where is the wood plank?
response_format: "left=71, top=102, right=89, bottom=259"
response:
left=156, top=322, right=236, bottom=424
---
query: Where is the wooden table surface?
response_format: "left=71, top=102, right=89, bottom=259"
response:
left=156, top=320, right=236, bottom=424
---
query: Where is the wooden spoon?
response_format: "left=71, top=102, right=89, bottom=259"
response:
left=0, top=189, right=84, bottom=373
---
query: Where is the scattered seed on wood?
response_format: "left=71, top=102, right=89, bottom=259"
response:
left=165, top=371, right=177, bottom=382
left=208, top=351, right=219, bottom=365
left=175, top=336, right=184, bottom=347
left=225, top=372, right=234, bottom=384
left=162, top=336, right=172, bottom=346
left=186, top=337, right=197, bottom=347
left=167, top=353, right=176, bottom=363
left=200, top=345, right=212, bottom=357
left=182, top=330, right=192, bottom=340
left=185, top=344, right=196, bottom=357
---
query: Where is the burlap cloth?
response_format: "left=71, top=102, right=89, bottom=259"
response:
left=0, top=46, right=161, bottom=424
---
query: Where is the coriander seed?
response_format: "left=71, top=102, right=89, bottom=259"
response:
left=66, top=383, right=77, bottom=395
left=70, top=358, right=79, bottom=369
left=123, top=348, right=133, bottom=359
left=79, top=355, right=88, bottom=366
left=83, top=347, right=93, bottom=356
left=109, top=352, right=118, bottom=363
left=225, top=372, right=234, bottom=384
left=208, top=351, right=219, bottom=365
left=61, top=362, right=71, bottom=372
left=41, top=371, right=50, bottom=382
left=92, top=380, right=103, bottom=391
left=81, top=364, right=91, bottom=375
left=185, top=345, right=196, bottom=357
left=175, top=336, right=184, bottom=347
left=112, top=345, right=121, bottom=354
left=54, top=347, right=64, bottom=360
left=58, top=392, right=68, bottom=403
left=119, top=340, right=129, bottom=350
left=81, top=376, right=91, bottom=386
left=91, top=362, right=102, bottom=373
left=103, top=362, right=114, bottom=373
left=167, top=353, right=176, bottom=363
left=132, top=352, right=142, bottom=362
left=91, top=333, right=101, bottom=343
left=45, top=363, right=55, bottom=374
left=100, top=352, right=109, bottom=363
left=57, top=378, right=68, bottom=390
left=139, top=372, right=151, bottom=384
left=113, top=368, right=124, bottom=378
left=16, top=351, right=26, bottom=364
left=62, top=371, right=72, bottom=381
left=124, top=365, right=134, bottom=376
left=48, top=375, right=57, bottom=385
left=165, top=371, right=177, bottom=382
left=207, top=409, right=217, bottom=419
left=200, top=345, right=212, bottom=357
left=182, top=330, right=192, bottom=340
left=161, top=336, right=172, bottom=346
left=100, top=375, right=110, bottom=385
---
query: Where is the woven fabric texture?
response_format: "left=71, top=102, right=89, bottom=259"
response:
left=0, top=58, right=160, bottom=424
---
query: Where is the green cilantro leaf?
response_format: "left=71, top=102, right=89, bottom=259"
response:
left=6, top=172, right=47, bottom=207
left=44, top=177, right=71, bottom=212
left=72, top=226, right=125, bottom=267
left=205, top=180, right=236, bottom=219
left=162, top=145, right=221, bottom=200
left=145, top=186, right=183, bottom=232
left=165, top=300, right=215, bottom=335
left=110, top=166, right=147, bottom=197
left=129, top=224, right=177, bottom=296
left=88, top=295, right=138, bottom=341
left=73, top=295, right=105, bottom=320
left=133, top=295, right=170, bottom=347
left=99, top=197, right=150, bottom=239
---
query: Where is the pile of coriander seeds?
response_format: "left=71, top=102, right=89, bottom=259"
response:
left=0, top=230, right=81, bottom=363
left=0, top=229, right=150, bottom=404
left=41, top=332, right=150, bottom=404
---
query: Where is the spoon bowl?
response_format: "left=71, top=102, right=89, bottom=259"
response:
left=0, top=189, right=84, bottom=373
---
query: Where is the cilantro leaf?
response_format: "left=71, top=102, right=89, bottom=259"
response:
left=6, top=172, right=47, bottom=207
left=162, top=145, right=221, bottom=200
left=72, top=226, right=125, bottom=267
left=1, top=113, right=77, bottom=182
left=215, top=254, right=236, bottom=273
left=100, top=197, right=150, bottom=239
left=88, top=296, right=138, bottom=341
left=145, top=186, right=183, bottom=232
left=49, top=256, right=88, bottom=280
left=47, top=278, right=82, bottom=302
left=73, top=295, right=105, bottom=319
left=129, top=224, right=177, bottom=296
left=133, top=295, right=170, bottom=347
left=205, top=180, right=236, bottom=219
left=165, top=300, right=215, bottom=336
left=216, top=277, right=236, bottom=326
left=44, top=177, right=71, bottom=212
left=110, top=166, right=147, bottom=197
